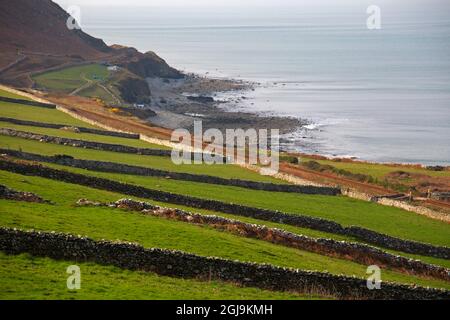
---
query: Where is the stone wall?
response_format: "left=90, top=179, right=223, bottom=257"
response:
left=343, top=189, right=450, bottom=223
left=1, top=158, right=448, bottom=259
left=0, top=227, right=448, bottom=300
left=79, top=198, right=450, bottom=281
left=0, top=128, right=172, bottom=157
left=0, top=117, right=140, bottom=139
left=0, top=184, right=47, bottom=203
left=0, top=96, right=56, bottom=109
left=0, top=149, right=339, bottom=195
left=377, top=197, right=450, bottom=223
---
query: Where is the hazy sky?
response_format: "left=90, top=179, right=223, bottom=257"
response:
left=54, top=0, right=361, bottom=7
left=54, top=0, right=448, bottom=8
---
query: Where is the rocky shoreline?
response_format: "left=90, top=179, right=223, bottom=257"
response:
left=145, top=73, right=305, bottom=134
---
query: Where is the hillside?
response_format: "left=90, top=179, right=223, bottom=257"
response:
left=0, top=87, right=449, bottom=300
left=0, top=0, right=111, bottom=59
left=0, top=0, right=182, bottom=94
left=0, top=1, right=449, bottom=302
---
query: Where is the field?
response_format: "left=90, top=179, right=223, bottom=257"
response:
left=1, top=171, right=449, bottom=290
left=0, top=88, right=449, bottom=300
left=0, top=89, right=33, bottom=101
left=32, top=64, right=121, bottom=105
left=0, top=253, right=319, bottom=300
left=33, top=64, right=109, bottom=93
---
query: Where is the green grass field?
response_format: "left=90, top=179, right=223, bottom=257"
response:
left=0, top=89, right=449, bottom=299
left=33, top=64, right=110, bottom=94
left=1, top=126, right=447, bottom=247
left=0, top=171, right=448, bottom=290
left=0, top=253, right=321, bottom=300
left=0, top=121, right=170, bottom=150
left=0, top=135, right=283, bottom=182
left=0, top=89, right=33, bottom=101
left=0, top=100, right=97, bottom=128
left=39, top=161, right=450, bottom=247
left=77, top=83, right=116, bottom=103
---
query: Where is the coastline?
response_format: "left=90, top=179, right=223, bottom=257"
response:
left=145, top=72, right=306, bottom=135
left=144, top=71, right=450, bottom=167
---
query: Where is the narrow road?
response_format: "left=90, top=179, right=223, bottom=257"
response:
left=98, top=82, right=121, bottom=105
left=70, top=74, right=94, bottom=96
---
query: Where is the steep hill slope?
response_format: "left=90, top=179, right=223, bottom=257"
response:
left=0, top=0, right=182, bottom=91
left=0, top=0, right=110, bottom=59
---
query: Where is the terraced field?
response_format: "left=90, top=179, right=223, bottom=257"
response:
left=0, top=89, right=449, bottom=300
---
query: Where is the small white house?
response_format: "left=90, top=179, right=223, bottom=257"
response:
left=107, top=65, right=120, bottom=72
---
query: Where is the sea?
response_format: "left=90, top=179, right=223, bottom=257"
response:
left=75, top=2, right=450, bottom=165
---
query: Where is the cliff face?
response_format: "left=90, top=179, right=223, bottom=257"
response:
left=117, top=78, right=151, bottom=104
left=110, top=47, right=183, bottom=79
left=123, top=51, right=183, bottom=79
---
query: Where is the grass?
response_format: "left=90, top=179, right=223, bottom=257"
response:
left=0, top=121, right=170, bottom=150
left=0, top=89, right=33, bottom=101
left=301, top=156, right=450, bottom=179
left=35, top=160, right=450, bottom=248
left=77, top=83, right=117, bottom=105
left=33, top=64, right=109, bottom=94
left=2, top=156, right=448, bottom=269
left=0, top=100, right=98, bottom=128
left=1, top=132, right=448, bottom=248
left=0, top=90, right=283, bottom=183
left=1, top=89, right=449, bottom=298
left=0, top=170, right=449, bottom=290
left=0, top=135, right=284, bottom=183
left=0, top=252, right=322, bottom=300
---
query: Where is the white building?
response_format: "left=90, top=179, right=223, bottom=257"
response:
left=107, top=65, right=120, bottom=72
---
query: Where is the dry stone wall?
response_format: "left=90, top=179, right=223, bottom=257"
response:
left=0, top=117, right=140, bottom=139
left=0, top=227, right=448, bottom=300
left=78, top=198, right=450, bottom=281
left=0, top=128, right=221, bottom=160
left=0, top=128, right=172, bottom=156
left=0, top=158, right=448, bottom=259
left=0, top=149, right=339, bottom=195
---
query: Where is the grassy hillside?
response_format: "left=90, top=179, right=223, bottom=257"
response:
left=0, top=88, right=449, bottom=299
left=33, top=64, right=109, bottom=94
left=0, top=89, right=33, bottom=101
left=0, top=171, right=448, bottom=290
left=0, top=253, right=320, bottom=300
left=1, top=127, right=448, bottom=247
left=0, top=100, right=97, bottom=128
left=0, top=135, right=282, bottom=182
left=34, top=161, right=450, bottom=247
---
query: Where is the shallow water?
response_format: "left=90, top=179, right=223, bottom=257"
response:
left=78, top=3, right=450, bottom=165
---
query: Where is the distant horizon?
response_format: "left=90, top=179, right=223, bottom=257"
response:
left=53, top=0, right=449, bottom=9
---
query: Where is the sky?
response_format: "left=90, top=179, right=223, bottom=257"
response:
left=53, top=0, right=360, bottom=6
left=54, top=0, right=448, bottom=8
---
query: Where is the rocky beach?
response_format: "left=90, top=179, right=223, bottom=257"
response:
left=145, top=73, right=305, bottom=134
